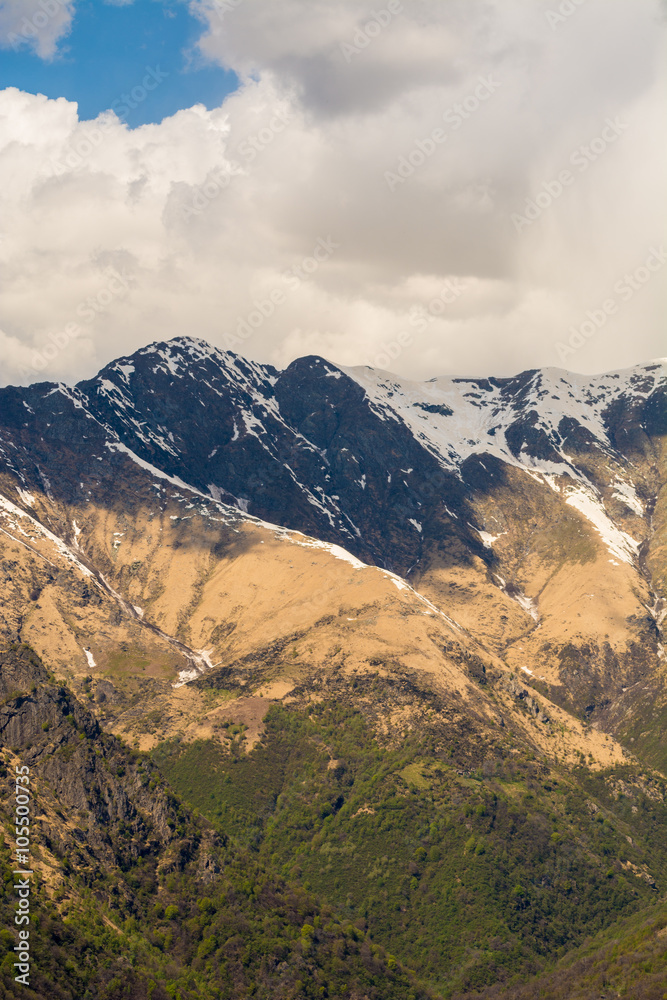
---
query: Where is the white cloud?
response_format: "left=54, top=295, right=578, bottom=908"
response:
left=191, top=0, right=475, bottom=117
left=0, top=0, right=666, bottom=386
left=0, top=0, right=76, bottom=59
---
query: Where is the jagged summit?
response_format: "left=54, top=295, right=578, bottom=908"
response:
left=1, top=339, right=665, bottom=574
left=0, top=338, right=665, bottom=727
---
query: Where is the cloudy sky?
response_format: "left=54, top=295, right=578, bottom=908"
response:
left=0, top=0, right=665, bottom=386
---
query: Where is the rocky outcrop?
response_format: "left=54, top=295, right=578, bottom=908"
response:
left=0, top=644, right=224, bottom=879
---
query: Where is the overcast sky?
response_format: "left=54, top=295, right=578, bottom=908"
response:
left=0, top=0, right=665, bottom=386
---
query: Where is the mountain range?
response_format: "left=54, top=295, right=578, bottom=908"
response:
left=1, top=337, right=666, bottom=998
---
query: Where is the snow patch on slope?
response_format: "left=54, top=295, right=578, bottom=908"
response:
left=612, top=478, right=644, bottom=516
left=0, top=491, right=92, bottom=576
left=16, top=488, right=35, bottom=507
left=565, top=487, right=639, bottom=564
left=514, top=592, right=540, bottom=623
left=173, top=649, right=218, bottom=688
left=288, top=535, right=367, bottom=570
left=342, top=361, right=666, bottom=486
left=477, top=529, right=506, bottom=548
left=493, top=574, right=540, bottom=622
left=106, top=441, right=212, bottom=496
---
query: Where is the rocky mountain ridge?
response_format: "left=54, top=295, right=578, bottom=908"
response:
left=0, top=338, right=664, bottom=748
left=1, top=339, right=667, bottom=997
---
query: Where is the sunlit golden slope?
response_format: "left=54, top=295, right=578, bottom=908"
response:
left=1, top=468, right=635, bottom=770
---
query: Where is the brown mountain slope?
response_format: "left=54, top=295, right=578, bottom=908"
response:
left=0, top=465, right=635, bottom=771
left=0, top=346, right=665, bottom=764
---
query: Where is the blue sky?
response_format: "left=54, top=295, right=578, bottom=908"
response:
left=0, top=0, right=239, bottom=126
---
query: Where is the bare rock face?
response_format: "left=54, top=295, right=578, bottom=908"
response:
left=0, top=644, right=222, bottom=874
left=0, top=646, right=99, bottom=750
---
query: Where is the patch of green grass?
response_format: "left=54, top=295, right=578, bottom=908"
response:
left=541, top=515, right=598, bottom=566
left=399, top=762, right=433, bottom=789
left=106, top=648, right=151, bottom=676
